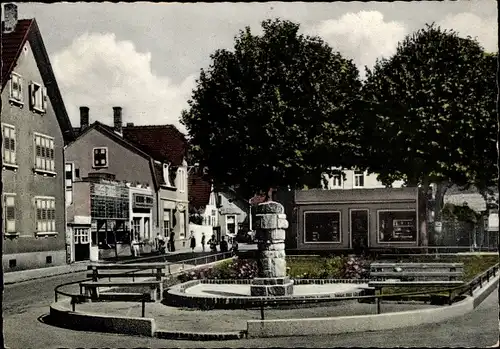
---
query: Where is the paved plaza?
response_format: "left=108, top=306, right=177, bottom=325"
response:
left=184, top=282, right=366, bottom=297
left=69, top=295, right=441, bottom=333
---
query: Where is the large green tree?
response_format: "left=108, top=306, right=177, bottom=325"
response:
left=361, top=24, right=497, bottom=245
left=181, top=19, right=363, bottom=199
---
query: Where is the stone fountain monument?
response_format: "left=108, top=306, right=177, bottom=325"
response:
left=250, top=201, right=294, bottom=296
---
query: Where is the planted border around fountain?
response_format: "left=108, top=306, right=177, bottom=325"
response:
left=164, top=278, right=369, bottom=309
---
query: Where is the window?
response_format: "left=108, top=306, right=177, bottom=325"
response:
left=74, top=228, right=90, bottom=244
left=35, top=197, right=56, bottom=235
left=304, top=211, right=341, bottom=243
left=131, top=218, right=141, bottom=238
left=34, top=133, right=55, bottom=174
left=354, top=171, right=365, bottom=188
left=226, top=215, right=236, bottom=235
left=163, top=209, right=171, bottom=236
left=93, top=147, right=108, bottom=168
left=177, top=168, right=186, bottom=192
left=162, top=163, right=174, bottom=187
left=29, top=82, right=48, bottom=113
left=331, top=174, right=343, bottom=188
left=3, top=194, right=17, bottom=236
left=2, top=124, right=16, bottom=167
left=377, top=210, right=417, bottom=243
left=65, top=163, right=73, bottom=189
left=75, top=168, right=80, bottom=178
left=9, top=72, right=23, bottom=105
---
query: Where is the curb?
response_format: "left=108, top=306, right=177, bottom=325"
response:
left=155, top=330, right=247, bottom=341
left=246, top=274, right=499, bottom=338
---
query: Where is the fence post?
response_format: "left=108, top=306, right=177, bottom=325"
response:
left=55, top=291, right=58, bottom=302
left=376, top=296, right=381, bottom=314
left=479, top=277, right=483, bottom=288
left=205, top=256, right=208, bottom=265
left=71, top=296, right=76, bottom=312
left=142, top=298, right=146, bottom=318
left=469, top=284, right=474, bottom=296
left=260, top=303, right=265, bottom=320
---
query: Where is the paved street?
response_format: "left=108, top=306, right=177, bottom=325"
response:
left=3, top=267, right=497, bottom=348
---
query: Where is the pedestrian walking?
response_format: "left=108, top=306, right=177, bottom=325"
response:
left=131, top=234, right=140, bottom=257
left=208, top=234, right=217, bottom=252
left=190, top=232, right=196, bottom=253
left=220, top=236, right=229, bottom=253
left=201, top=232, right=206, bottom=252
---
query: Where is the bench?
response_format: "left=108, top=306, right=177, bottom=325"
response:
left=81, top=263, right=167, bottom=302
left=367, top=262, right=465, bottom=312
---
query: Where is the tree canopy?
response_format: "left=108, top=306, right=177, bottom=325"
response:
left=181, top=19, right=363, bottom=198
left=361, top=24, right=497, bottom=191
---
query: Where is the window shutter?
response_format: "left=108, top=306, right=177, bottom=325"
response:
left=18, top=77, right=23, bottom=102
left=29, top=84, right=35, bottom=109
left=42, top=87, right=48, bottom=111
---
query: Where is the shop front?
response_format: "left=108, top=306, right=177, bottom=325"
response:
left=129, top=185, right=154, bottom=253
left=294, top=187, right=422, bottom=252
left=90, top=181, right=131, bottom=259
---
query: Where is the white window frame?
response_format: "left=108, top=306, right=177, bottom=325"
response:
left=92, top=147, right=109, bottom=168
left=9, top=72, right=24, bottom=106
left=226, top=215, right=236, bottom=235
left=65, top=162, right=74, bottom=189
left=353, top=170, right=365, bottom=188
left=35, top=196, right=57, bottom=237
left=177, top=168, right=186, bottom=192
left=331, top=173, right=343, bottom=188
left=303, top=210, right=342, bottom=244
left=3, top=193, right=18, bottom=237
left=162, top=163, right=174, bottom=187
left=29, top=81, right=48, bottom=113
left=2, top=123, right=17, bottom=170
left=163, top=208, right=171, bottom=236
left=74, top=228, right=90, bottom=244
left=34, top=132, right=56, bottom=176
left=376, top=209, right=418, bottom=244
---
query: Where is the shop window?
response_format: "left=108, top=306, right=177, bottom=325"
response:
left=304, top=211, right=341, bottom=243
left=378, top=210, right=417, bottom=243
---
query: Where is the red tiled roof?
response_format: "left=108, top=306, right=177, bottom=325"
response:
left=1, top=19, right=33, bottom=89
left=188, top=172, right=212, bottom=210
left=122, top=125, right=187, bottom=166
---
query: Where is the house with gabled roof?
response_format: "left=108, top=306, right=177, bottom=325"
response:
left=1, top=4, right=75, bottom=271
left=64, top=106, right=190, bottom=261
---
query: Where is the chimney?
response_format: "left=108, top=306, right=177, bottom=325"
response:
left=3, top=4, right=18, bottom=34
left=113, top=106, right=123, bottom=135
left=80, top=106, right=89, bottom=132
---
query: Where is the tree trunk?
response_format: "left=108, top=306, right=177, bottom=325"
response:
left=420, top=180, right=430, bottom=248
left=433, top=181, right=452, bottom=222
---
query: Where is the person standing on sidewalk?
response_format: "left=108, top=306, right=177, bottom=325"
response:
left=169, top=229, right=176, bottom=252
left=201, top=233, right=206, bottom=252
left=131, top=234, right=140, bottom=257
left=190, top=232, right=196, bottom=253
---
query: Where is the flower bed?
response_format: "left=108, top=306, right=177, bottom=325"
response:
left=177, top=255, right=371, bottom=283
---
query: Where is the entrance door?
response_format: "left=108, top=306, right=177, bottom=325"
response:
left=74, top=228, right=90, bottom=261
left=350, top=209, right=369, bottom=253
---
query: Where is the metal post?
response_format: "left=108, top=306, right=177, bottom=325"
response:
left=55, top=292, right=58, bottom=302
left=260, top=304, right=265, bottom=320
left=71, top=297, right=76, bottom=312
left=141, top=299, right=145, bottom=318
left=479, top=277, right=483, bottom=288
left=470, top=284, right=474, bottom=296
left=205, top=256, right=208, bottom=265
left=376, top=289, right=381, bottom=314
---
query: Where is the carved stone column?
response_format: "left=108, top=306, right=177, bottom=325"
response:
left=250, top=201, right=294, bottom=296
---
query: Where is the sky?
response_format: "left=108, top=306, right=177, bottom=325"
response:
left=13, top=1, right=498, bottom=133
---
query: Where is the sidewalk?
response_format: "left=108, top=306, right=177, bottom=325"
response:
left=4, top=250, right=221, bottom=285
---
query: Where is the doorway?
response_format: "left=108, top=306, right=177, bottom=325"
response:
left=74, top=228, right=90, bottom=261
left=350, top=209, right=369, bottom=253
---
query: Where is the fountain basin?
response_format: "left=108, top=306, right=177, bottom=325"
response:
left=165, top=278, right=369, bottom=310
